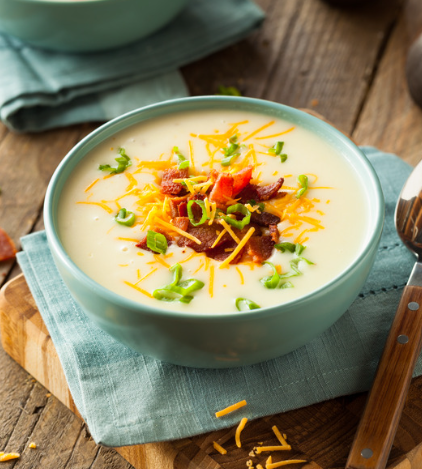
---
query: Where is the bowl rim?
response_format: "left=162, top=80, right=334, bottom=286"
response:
left=44, top=95, right=385, bottom=321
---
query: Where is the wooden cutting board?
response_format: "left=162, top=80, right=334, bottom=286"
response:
left=2, top=274, right=422, bottom=469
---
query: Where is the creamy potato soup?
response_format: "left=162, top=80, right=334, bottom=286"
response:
left=58, top=110, right=368, bottom=313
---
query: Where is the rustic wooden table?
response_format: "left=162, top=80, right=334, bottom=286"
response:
left=1, top=0, right=422, bottom=467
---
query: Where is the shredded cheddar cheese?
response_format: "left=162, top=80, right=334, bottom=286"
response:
left=255, top=126, right=295, bottom=140
left=140, top=206, right=158, bottom=231
left=267, top=461, right=307, bottom=469
left=28, top=442, right=37, bottom=449
left=209, top=265, right=215, bottom=298
left=185, top=179, right=196, bottom=195
left=272, top=426, right=289, bottom=447
left=123, top=281, right=153, bottom=298
left=208, top=201, right=217, bottom=225
left=255, top=446, right=292, bottom=454
left=219, top=219, right=241, bottom=244
left=213, top=442, right=227, bottom=455
left=215, top=400, right=247, bottom=418
left=76, top=201, right=113, bottom=214
left=85, top=178, right=100, bottom=192
left=243, top=120, right=275, bottom=141
left=235, top=417, right=248, bottom=448
left=219, top=227, right=255, bottom=269
left=178, top=252, right=198, bottom=264
left=204, top=197, right=211, bottom=218
left=117, top=237, right=139, bottom=243
left=194, top=261, right=204, bottom=274
left=155, top=218, right=201, bottom=245
left=211, top=228, right=227, bottom=249
left=150, top=254, right=171, bottom=268
left=134, top=268, right=158, bottom=286
left=0, top=453, right=20, bottom=462
left=236, top=267, right=244, bottom=285
left=125, top=172, right=138, bottom=191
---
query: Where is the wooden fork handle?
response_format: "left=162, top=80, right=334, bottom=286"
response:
left=346, top=284, right=422, bottom=469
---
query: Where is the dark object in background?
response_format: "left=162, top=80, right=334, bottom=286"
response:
left=322, top=0, right=374, bottom=6
left=406, top=35, right=422, bottom=109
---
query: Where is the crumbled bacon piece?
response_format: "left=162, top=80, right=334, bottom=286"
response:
left=178, top=201, right=188, bottom=217
left=0, top=228, right=17, bottom=262
left=136, top=229, right=172, bottom=252
left=246, top=236, right=275, bottom=263
left=172, top=217, right=189, bottom=232
left=236, top=184, right=258, bottom=203
left=161, top=168, right=189, bottom=195
left=269, top=224, right=279, bottom=243
left=256, top=178, right=285, bottom=200
left=177, top=224, right=231, bottom=252
left=154, top=166, right=287, bottom=264
left=209, top=172, right=234, bottom=207
left=168, top=196, right=188, bottom=218
left=250, top=211, right=280, bottom=226
left=237, top=178, right=285, bottom=203
left=208, top=167, right=253, bottom=207
left=206, top=239, right=244, bottom=264
left=232, top=166, right=253, bottom=196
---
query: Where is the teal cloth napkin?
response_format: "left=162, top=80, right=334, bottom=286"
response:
left=0, top=0, right=264, bottom=133
left=17, top=147, right=417, bottom=447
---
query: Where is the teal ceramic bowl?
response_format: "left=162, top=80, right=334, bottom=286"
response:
left=0, top=0, right=189, bottom=52
left=44, top=96, right=384, bottom=368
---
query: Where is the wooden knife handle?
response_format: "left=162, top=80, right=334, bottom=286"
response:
left=346, top=285, right=422, bottom=469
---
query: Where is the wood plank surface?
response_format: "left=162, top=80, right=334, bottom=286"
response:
left=1, top=0, right=422, bottom=467
left=353, top=0, right=422, bottom=166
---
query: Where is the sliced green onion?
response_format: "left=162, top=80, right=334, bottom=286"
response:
left=235, top=298, right=261, bottom=311
left=296, top=174, right=308, bottom=198
left=187, top=200, right=209, bottom=226
left=146, top=230, right=168, bottom=255
left=220, top=203, right=251, bottom=229
left=99, top=147, right=132, bottom=174
left=152, top=290, right=194, bottom=304
left=293, top=256, right=314, bottom=266
left=173, top=146, right=190, bottom=170
left=268, top=141, right=284, bottom=155
left=279, top=281, right=294, bottom=289
left=221, top=153, right=240, bottom=167
left=274, top=242, right=296, bottom=253
left=260, top=261, right=280, bottom=289
left=223, top=142, right=239, bottom=156
left=153, top=263, right=204, bottom=303
left=229, top=135, right=238, bottom=144
left=169, top=263, right=183, bottom=287
left=247, top=199, right=265, bottom=212
left=295, top=243, right=305, bottom=256
left=216, top=85, right=242, bottom=96
left=176, top=279, right=205, bottom=296
left=114, top=208, right=136, bottom=227
left=289, top=259, right=303, bottom=275
left=279, top=154, right=288, bottom=163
